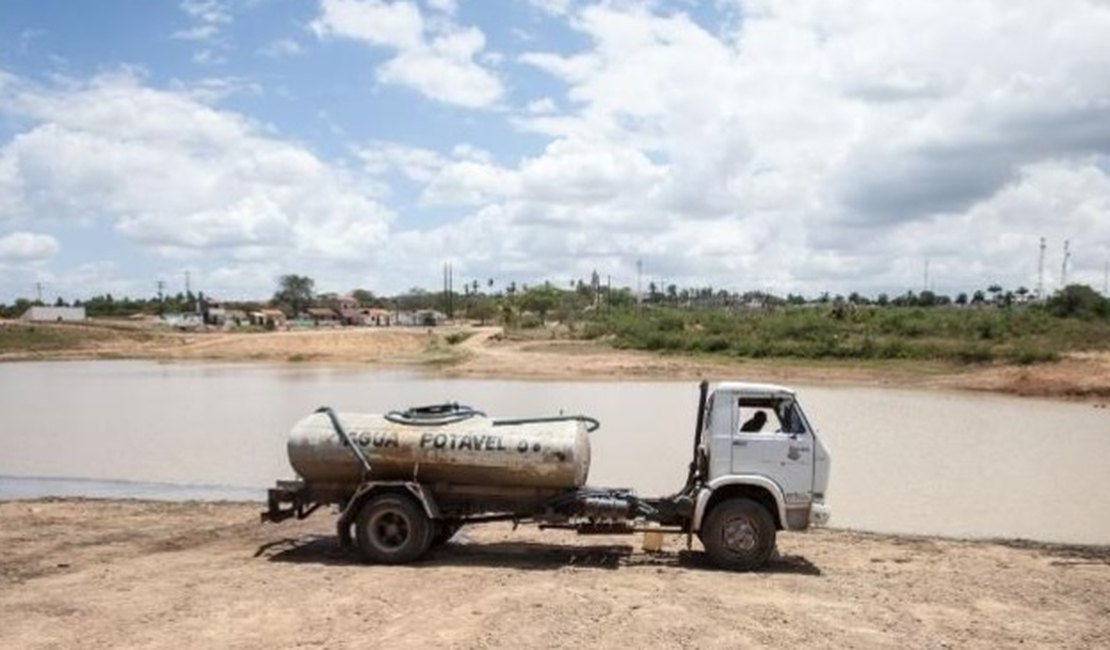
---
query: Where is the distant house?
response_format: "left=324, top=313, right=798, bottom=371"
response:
left=329, top=295, right=368, bottom=326
left=162, top=312, right=203, bottom=330
left=21, top=306, right=87, bottom=322
left=397, top=309, right=447, bottom=327
left=364, top=308, right=394, bottom=326
left=305, top=307, right=340, bottom=326
left=224, top=309, right=249, bottom=328
left=202, top=299, right=226, bottom=326
left=250, top=309, right=287, bottom=329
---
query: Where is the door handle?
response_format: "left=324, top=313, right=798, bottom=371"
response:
left=732, top=440, right=748, bottom=447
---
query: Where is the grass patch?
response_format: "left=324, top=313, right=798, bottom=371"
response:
left=444, top=331, right=474, bottom=345
left=0, top=324, right=111, bottom=353
left=580, top=306, right=1108, bottom=365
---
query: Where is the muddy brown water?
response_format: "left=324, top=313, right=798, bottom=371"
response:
left=1, top=361, right=1107, bottom=545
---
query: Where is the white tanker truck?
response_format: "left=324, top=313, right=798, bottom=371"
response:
left=263, top=381, right=831, bottom=571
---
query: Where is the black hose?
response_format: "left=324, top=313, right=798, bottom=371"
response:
left=492, top=415, right=600, bottom=433
left=384, top=402, right=486, bottom=426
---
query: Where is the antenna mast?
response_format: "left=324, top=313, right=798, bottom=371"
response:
left=1036, top=237, right=1046, bottom=300
left=1061, top=240, right=1070, bottom=288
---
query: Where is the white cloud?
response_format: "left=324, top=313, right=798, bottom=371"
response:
left=258, top=38, right=303, bottom=58
left=425, top=0, right=457, bottom=14
left=192, top=49, right=228, bottom=65
left=529, top=0, right=573, bottom=17
left=485, top=0, right=1110, bottom=294
left=173, top=24, right=221, bottom=41
left=525, top=97, right=557, bottom=114
left=175, top=0, right=233, bottom=64
left=5, top=1, right=1110, bottom=299
left=0, top=71, right=392, bottom=270
left=180, top=0, right=231, bottom=25
left=0, top=232, right=59, bottom=261
left=311, top=0, right=503, bottom=108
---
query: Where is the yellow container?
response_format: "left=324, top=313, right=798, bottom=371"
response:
left=642, top=527, right=664, bottom=553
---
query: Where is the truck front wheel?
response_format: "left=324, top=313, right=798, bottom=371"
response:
left=354, top=493, right=433, bottom=564
left=699, top=498, right=776, bottom=571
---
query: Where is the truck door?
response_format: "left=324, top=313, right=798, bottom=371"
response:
left=731, top=398, right=814, bottom=506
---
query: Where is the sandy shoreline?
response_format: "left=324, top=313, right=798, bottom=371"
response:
left=2, top=321, right=1109, bottom=399
left=1, top=498, right=1107, bottom=649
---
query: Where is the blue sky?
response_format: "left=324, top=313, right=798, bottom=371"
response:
left=1, top=0, right=1108, bottom=302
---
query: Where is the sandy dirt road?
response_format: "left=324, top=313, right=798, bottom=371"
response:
left=1, top=500, right=1107, bottom=649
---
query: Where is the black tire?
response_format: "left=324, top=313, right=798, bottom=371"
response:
left=430, top=521, right=461, bottom=548
left=699, top=498, right=776, bottom=571
left=354, top=493, right=433, bottom=564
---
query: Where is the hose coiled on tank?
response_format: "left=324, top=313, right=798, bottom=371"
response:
left=384, top=402, right=487, bottom=426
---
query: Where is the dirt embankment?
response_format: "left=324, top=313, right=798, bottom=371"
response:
left=0, top=499, right=1107, bottom=649
left=2, top=320, right=1109, bottom=399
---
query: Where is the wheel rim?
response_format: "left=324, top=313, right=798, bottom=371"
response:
left=721, top=517, right=758, bottom=553
left=369, top=509, right=411, bottom=551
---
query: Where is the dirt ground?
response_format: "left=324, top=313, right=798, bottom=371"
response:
left=1, top=500, right=1107, bottom=649
left=3, top=320, right=1109, bottom=399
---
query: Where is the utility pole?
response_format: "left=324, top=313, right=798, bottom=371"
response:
left=923, top=258, right=930, bottom=293
left=1036, top=237, right=1046, bottom=300
left=1061, top=240, right=1070, bottom=288
left=185, top=270, right=191, bottom=297
left=35, top=282, right=43, bottom=303
left=636, top=259, right=643, bottom=306
left=157, top=280, right=165, bottom=302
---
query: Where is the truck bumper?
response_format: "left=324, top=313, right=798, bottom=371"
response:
left=809, top=502, right=831, bottom=527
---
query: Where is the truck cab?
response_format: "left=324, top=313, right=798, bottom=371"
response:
left=687, top=382, right=831, bottom=569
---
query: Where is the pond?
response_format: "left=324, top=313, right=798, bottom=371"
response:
left=1, top=361, right=1107, bottom=544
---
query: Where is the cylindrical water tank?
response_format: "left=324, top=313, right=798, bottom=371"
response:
left=287, top=411, right=592, bottom=489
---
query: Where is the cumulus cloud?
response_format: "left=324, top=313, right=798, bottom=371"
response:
left=310, top=0, right=503, bottom=108
left=487, top=0, right=1110, bottom=293
left=0, top=70, right=392, bottom=271
left=0, top=232, right=59, bottom=261
left=5, top=1, right=1110, bottom=299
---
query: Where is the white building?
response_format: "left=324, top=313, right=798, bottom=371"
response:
left=20, top=306, right=87, bottom=322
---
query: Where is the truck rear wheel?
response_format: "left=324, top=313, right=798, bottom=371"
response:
left=354, top=493, right=433, bottom=564
left=699, top=498, right=776, bottom=571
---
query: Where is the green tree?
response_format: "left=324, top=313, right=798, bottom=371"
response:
left=1047, top=284, right=1109, bottom=319
left=273, top=275, right=315, bottom=317
left=351, top=289, right=376, bottom=306
left=469, top=296, right=497, bottom=325
left=519, top=285, right=561, bottom=322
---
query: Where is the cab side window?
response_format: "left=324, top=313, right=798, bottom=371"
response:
left=738, top=399, right=807, bottom=434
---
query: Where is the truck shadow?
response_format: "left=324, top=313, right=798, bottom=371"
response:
left=255, top=536, right=820, bottom=575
